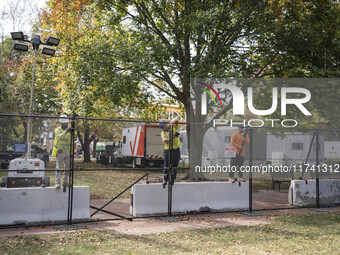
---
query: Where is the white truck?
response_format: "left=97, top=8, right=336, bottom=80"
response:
left=118, top=124, right=164, bottom=168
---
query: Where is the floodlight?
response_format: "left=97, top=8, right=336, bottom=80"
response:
left=41, top=47, right=56, bottom=56
left=46, top=36, right=60, bottom=46
left=31, top=35, right=41, bottom=51
left=10, top=32, right=60, bottom=159
left=11, top=32, right=24, bottom=41
left=14, top=43, right=28, bottom=51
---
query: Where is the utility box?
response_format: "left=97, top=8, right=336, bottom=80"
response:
left=1, top=158, right=50, bottom=188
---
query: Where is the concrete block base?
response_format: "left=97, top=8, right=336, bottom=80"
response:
left=289, top=179, right=340, bottom=206
left=131, top=182, right=249, bottom=216
left=0, top=186, right=90, bottom=225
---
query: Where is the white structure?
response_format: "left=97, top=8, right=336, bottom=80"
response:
left=267, top=133, right=324, bottom=165
left=289, top=180, right=340, bottom=206
left=180, top=128, right=325, bottom=166
left=0, top=186, right=90, bottom=225
left=130, top=182, right=249, bottom=216
left=324, top=141, right=340, bottom=159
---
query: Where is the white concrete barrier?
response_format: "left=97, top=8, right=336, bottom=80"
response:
left=0, top=186, right=90, bottom=225
left=131, top=182, right=249, bottom=216
left=289, top=179, right=340, bottom=206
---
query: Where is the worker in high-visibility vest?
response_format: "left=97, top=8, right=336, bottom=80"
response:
left=159, top=117, right=181, bottom=188
left=52, top=114, right=71, bottom=189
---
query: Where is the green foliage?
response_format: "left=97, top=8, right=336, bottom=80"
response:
left=93, top=0, right=340, bottom=178
left=0, top=35, right=60, bottom=149
left=39, top=0, right=154, bottom=118
left=94, top=0, right=339, bottom=119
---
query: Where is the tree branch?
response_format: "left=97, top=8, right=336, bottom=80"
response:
left=142, top=77, right=178, bottom=100
left=255, top=52, right=279, bottom=77
left=204, top=98, right=234, bottom=131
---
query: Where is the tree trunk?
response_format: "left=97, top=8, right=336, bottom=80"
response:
left=92, top=137, right=99, bottom=158
left=83, top=128, right=91, bottom=163
left=189, top=125, right=205, bottom=180
left=77, top=128, right=92, bottom=163
left=187, top=82, right=233, bottom=180
left=187, top=86, right=206, bottom=180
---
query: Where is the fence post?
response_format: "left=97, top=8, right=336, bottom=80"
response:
left=67, top=113, right=76, bottom=225
left=168, top=124, right=174, bottom=217
left=315, top=130, right=320, bottom=208
left=249, top=128, right=253, bottom=212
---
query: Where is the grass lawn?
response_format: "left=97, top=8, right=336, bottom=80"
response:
left=1, top=159, right=294, bottom=199
left=0, top=213, right=339, bottom=255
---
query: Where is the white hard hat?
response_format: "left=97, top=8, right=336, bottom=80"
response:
left=59, top=114, right=69, bottom=123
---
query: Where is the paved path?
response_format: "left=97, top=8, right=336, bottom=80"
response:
left=1, top=189, right=339, bottom=237
left=1, top=206, right=339, bottom=237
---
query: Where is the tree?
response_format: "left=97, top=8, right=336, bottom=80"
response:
left=39, top=0, right=158, bottom=162
left=95, top=0, right=339, bottom=178
left=0, top=0, right=61, bottom=150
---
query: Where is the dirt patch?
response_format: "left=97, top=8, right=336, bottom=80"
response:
left=0, top=212, right=271, bottom=237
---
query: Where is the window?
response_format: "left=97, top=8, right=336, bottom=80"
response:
left=225, top=136, right=231, bottom=143
left=292, top=143, right=303, bottom=150
left=123, top=136, right=126, bottom=144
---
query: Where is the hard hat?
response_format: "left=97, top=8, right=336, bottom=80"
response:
left=59, top=114, right=69, bottom=123
left=159, top=120, right=166, bottom=128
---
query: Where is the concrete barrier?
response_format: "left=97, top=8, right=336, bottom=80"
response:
left=131, top=182, right=249, bottom=216
left=289, top=179, right=340, bottom=206
left=0, top=186, right=90, bottom=225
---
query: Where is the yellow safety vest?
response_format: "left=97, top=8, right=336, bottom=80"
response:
left=161, top=126, right=181, bottom=150
left=52, top=126, right=71, bottom=157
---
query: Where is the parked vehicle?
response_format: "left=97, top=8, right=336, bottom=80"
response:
left=119, top=124, right=164, bottom=168
left=0, top=151, right=22, bottom=169
left=96, top=142, right=124, bottom=166
left=1, top=158, right=49, bottom=188
left=31, top=145, right=50, bottom=167
left=98, top=124, right=164, bottom=168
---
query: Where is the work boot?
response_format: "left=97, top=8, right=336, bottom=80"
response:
left=55, top=184, right=61, bottom=189
left=162, top=180, right=167, bottom=189
left=229, top=178, right=235, bottom=183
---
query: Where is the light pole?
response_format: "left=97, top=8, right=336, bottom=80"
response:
left=11, top=32, right=60, bottom=158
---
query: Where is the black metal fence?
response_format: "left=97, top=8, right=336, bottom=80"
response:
left=0, top=113, right=339, bottom=228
